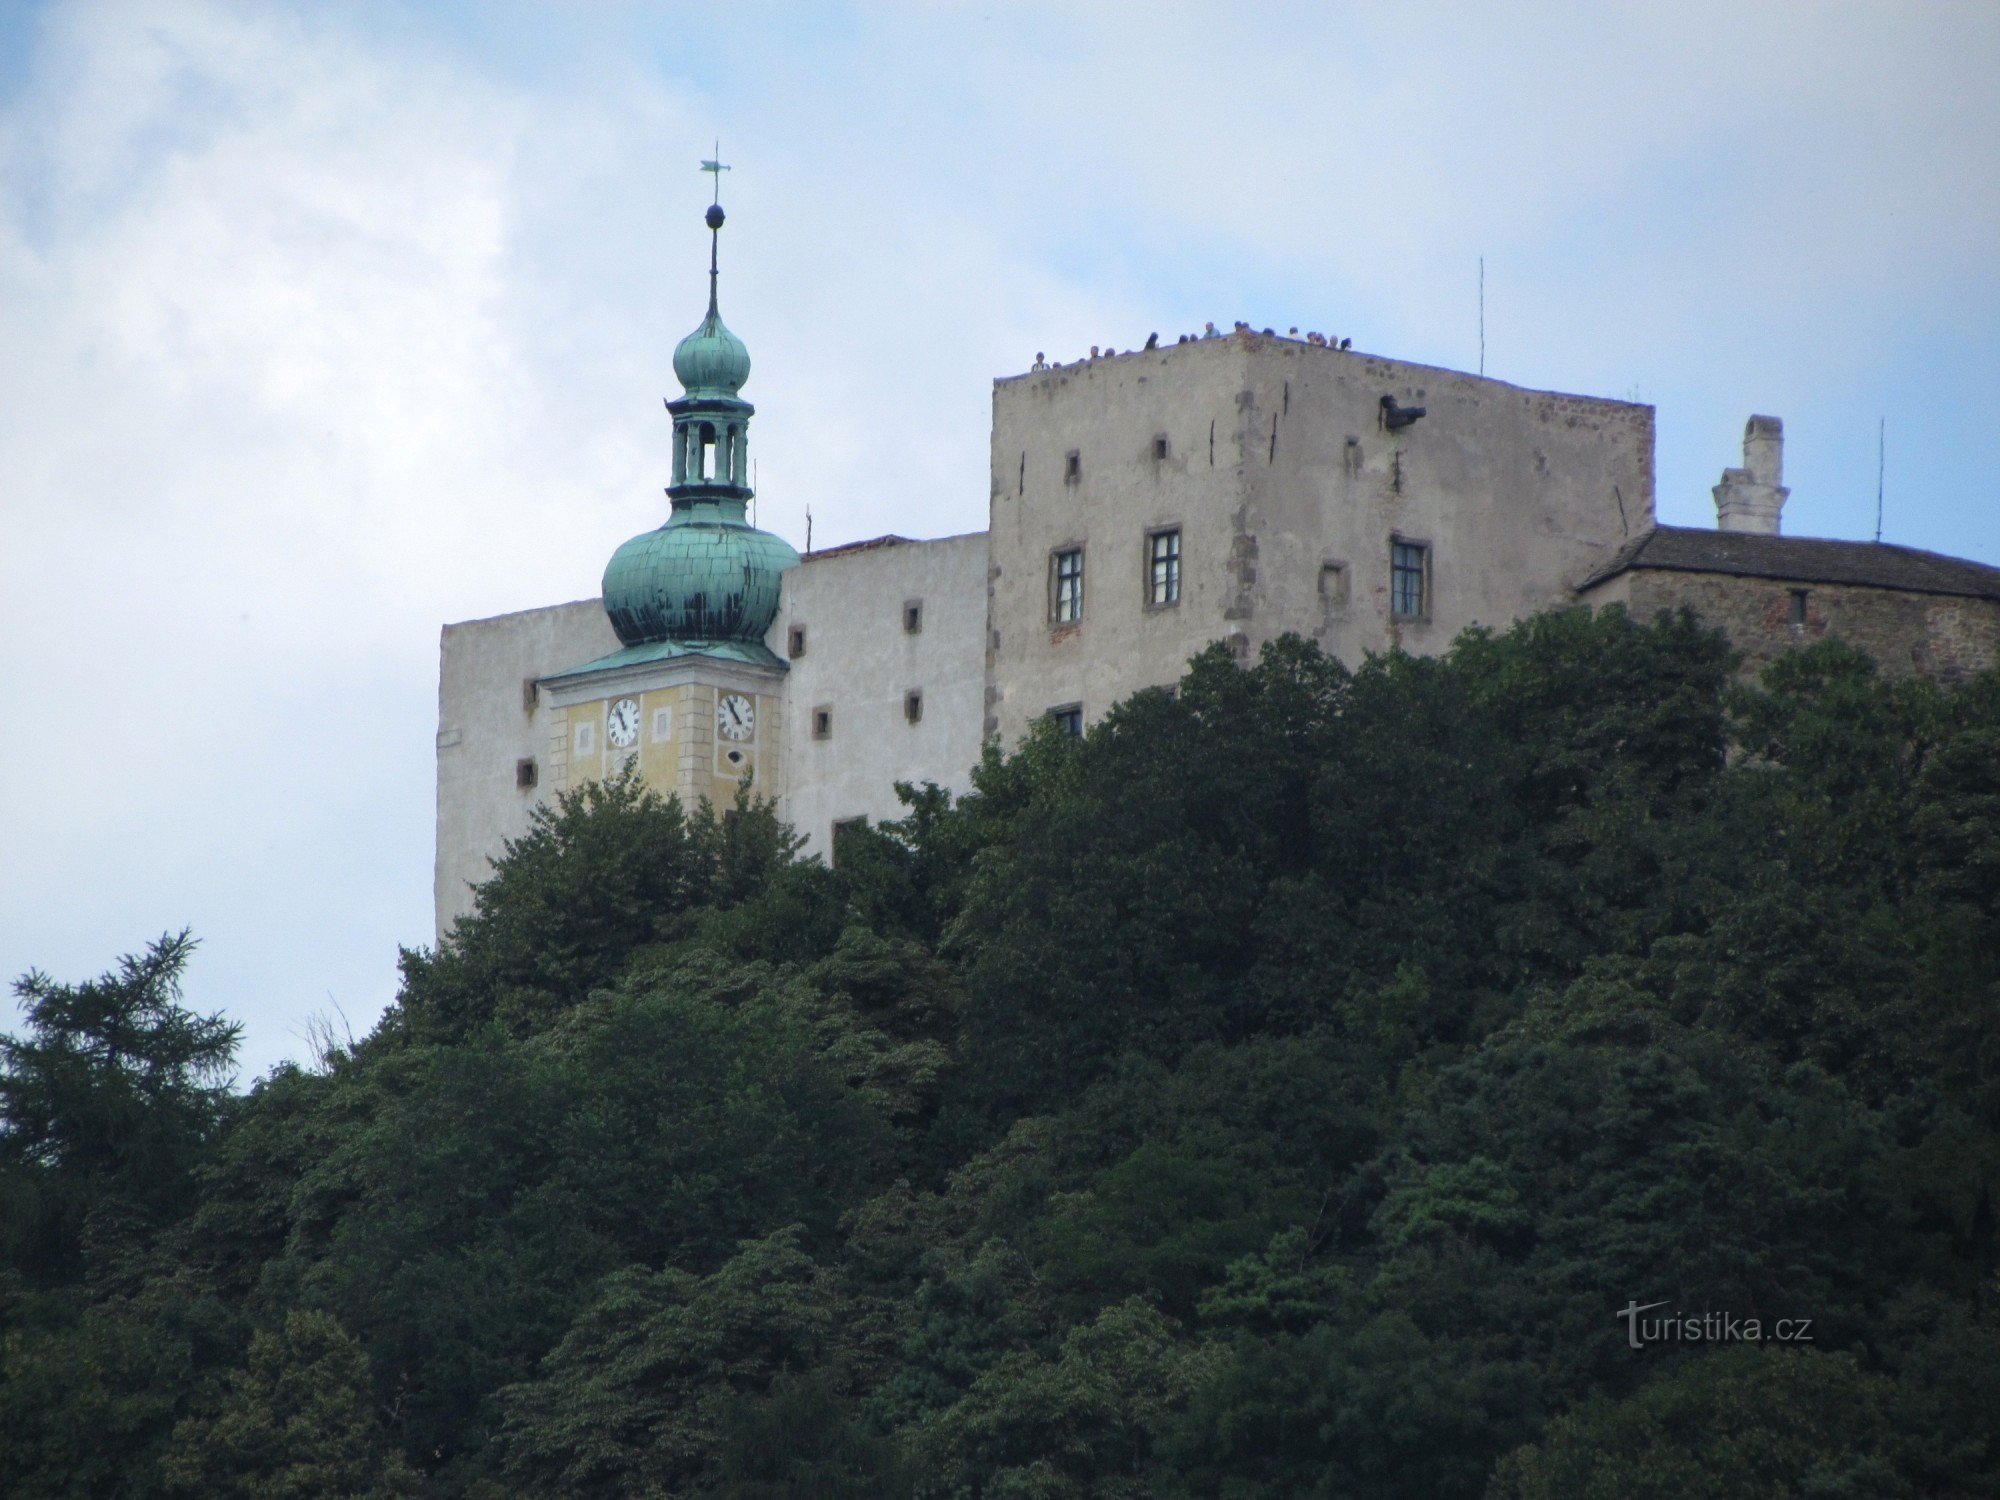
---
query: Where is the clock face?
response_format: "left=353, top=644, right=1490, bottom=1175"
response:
left=606, top=698, right=641, bottom=748
left=717, top=693, right=755, bottom=741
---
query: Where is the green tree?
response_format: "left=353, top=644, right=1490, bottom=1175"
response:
left=1489, top=1346, right=1908, bottom=1500
left=400, top=771, right=725, bottom=1042
left=920, top=1298, right=1217, bottom=1498
left=498, top=1227, right=842, bottom=1498
left=161, top=1309, right=419, bottom=1499
left=1, top=931, right=238, bottom=1282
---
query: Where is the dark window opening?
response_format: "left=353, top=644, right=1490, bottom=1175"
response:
left=1391, top=541, right=1428, bottom=618
left=904, top=600, right=923, bottom=633
left=812, top=706, right=833, bottom=740
left=1319, top=561, right=1349, bottom=612
left=1149, top=528, right=1181, bottom=606
left=521, top=677, right=539, bottom=714
left=1153, top=434, right=1170, bottom=460
left=1048, top=704, right=1084, bottom=738
left=1065, top=450, right=1081, bottom=483
left=787, top=624, right=807, bottom=658
left=1052, top=548, right=1084, bottom=622
left=516, top=757, right=538, bottom=789
left=831, top=816, right=866, bottom=863
left=905, top=689, right=923, bottom=723
left=1789, top=588, right=1810, bottom=626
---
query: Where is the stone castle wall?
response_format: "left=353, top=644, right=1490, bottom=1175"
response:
left=984, top=335, right=1654, bottom=742
left=1582, top=569, right=2000, bottom=683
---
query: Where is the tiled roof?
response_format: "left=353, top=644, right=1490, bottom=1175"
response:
left=1578, top=526, right=2000, bottom=602
left=540, top=636, right=786, bottom=684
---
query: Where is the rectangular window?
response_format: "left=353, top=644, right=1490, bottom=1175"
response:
left=904, top=600, right=923, bottom=634
left=1052, top=548, right=1084, bottom=623
left=1319, top=561, right=1350, bottom=614
left=515, top=757, right=538, bottom=789
left=1788, top=588, right=1810, bottom=626
left=812, top=706, right=833, bottom=740
left=787, top=624, right=806, bottom=659
left=521, top=677, right=539, bottom=714
left=1065, top=450, right=1082, bottom=483
left=1048, top=704, right=1083, bottom=738
left=1148, top=528, right=1182, bottom=606
left=831, top=816, right=866, bottom=863
left=1391, top=541, right=1428, bottom=618
left=652, top=706, right=672, bottom=742
left=905, top=688, right=923, bottom=723
left=1153, top=434, right=1170, bottom=461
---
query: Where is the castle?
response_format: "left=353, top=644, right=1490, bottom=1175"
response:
left=433, top=196, right=2000, bottom=935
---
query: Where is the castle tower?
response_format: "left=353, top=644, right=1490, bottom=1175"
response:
left=536, top=165, right=801, bottom=808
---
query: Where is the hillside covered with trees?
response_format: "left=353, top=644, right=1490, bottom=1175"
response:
left=4, top=608, right=1998, bottom=1498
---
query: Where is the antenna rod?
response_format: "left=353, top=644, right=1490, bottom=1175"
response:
left=1478, top=255, right=1485, bottom=376
left=1874, top=417, right=1885, bottom=543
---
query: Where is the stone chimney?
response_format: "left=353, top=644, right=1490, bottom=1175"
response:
left=1713, top=415, right=1788, bottom=534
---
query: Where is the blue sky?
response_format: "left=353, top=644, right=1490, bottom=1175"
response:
left=3, top=0, right=1996, bottom=1077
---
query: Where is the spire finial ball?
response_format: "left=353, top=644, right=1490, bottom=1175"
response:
left=705, top=203, right=726, bottom=230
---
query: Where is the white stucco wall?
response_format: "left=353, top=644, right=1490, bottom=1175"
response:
left=984, top=334, right=1655, bottom=744
left=768, top=532, right=989, bottom=858
left=434, top=599, right=619, bottom=937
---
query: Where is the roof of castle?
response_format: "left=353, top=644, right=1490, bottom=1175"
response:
left=1579, top=526, right=2000, bottom=603
left=802, top=534, right=914, bottom=561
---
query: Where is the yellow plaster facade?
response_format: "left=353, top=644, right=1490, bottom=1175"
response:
left=547, top=681, right=784, bottom=811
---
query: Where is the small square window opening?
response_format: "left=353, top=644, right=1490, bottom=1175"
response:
left=1048, top=704, right=1083, bottom=738
left=1148, top=528, right=1182, bottom=606
left=1391, top=541, right=1428, bottom=618
left=516, top=757, right=538, bottom=789
left=1052, top=548, right=1084, bottom=623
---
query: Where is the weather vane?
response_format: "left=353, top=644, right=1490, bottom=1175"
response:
left=700, top=142, right=730, bottom=205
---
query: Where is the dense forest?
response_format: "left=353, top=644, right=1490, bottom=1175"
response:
left=4, top=607, right=1998, bottom=1498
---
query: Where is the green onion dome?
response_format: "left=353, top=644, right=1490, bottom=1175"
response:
left=671, top=305, right=750, bottom=399
left=602, top=500, right=800, bottom=646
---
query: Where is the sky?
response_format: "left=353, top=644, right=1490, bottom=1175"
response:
left=3, top=0, right=1997, bottom=1080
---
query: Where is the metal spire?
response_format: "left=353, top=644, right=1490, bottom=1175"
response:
left=699, top=145, right=730, bottom=316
